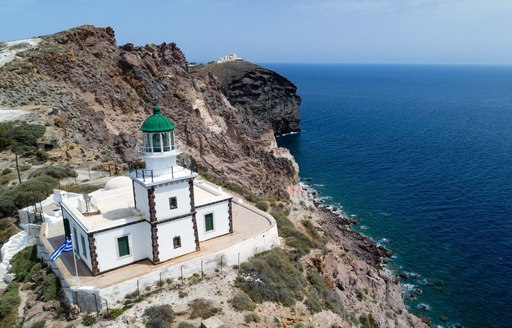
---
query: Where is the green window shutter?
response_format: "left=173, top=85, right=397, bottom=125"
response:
left=205, top=213, right=214, bottom=231
left=169, top=197, right=177, bottom=209
left=118, top=236, right=130, bottom=257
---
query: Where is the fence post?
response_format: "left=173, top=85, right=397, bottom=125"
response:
left=103, top=298, right=109, bottom=318
left=238, top=252, right=240, bottom=267
left=180, top=265, right=184, bottom=286
left=137, top=279, right=141, bottom=301
left=220, top=255, right=224, bottom=275
left=201, top=260, right=204, bottom=279
left=93, top=293, right=99, bottom=314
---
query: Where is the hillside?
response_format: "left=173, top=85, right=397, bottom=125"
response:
left=0, top=25, right=298, bottom=199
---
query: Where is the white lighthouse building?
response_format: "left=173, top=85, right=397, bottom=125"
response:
left=59, top=106, right=233, bottom=275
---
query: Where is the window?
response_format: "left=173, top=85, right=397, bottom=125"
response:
left=162, top=132, right=170, bottom=151
left=205, top=213, right=214, bottom=232
left=80, top=234, right=87, bottom=259
left=73, top=227, right=80, bottom=255
left=169, top=197, right=177, bottom=209
left=173, top=236, right=181, bottom=249
left=152, top=133, right=161, bottom=152
left=117, top=235, right=130, bottom=257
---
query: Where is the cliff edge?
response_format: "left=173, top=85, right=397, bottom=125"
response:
left=191, top=58, right=301, bottom=136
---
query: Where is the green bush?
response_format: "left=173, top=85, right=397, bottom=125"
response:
left=8, top=246, right=39, bottom=281
left=144, top=304, right=174, bottom=328
left=36, top=150, right=49, bottom=162
left=359, top=313, right=377, bottom=328
left=19, top=164, right=32, bottom=171
left=244, top=312, right=261, bottom=323
left=255, top=201, right=269, bottom=212
left=109, top=308, right=125, bottom=319
left=177, top=322, right=195, bottom=328
left=0, top=122, right=13, bottom=150
left=306, top=270, right=342, bottom=314
left=30, top=165, right=77, bottom=179
left=42, top=272, right=59, bottom=300
left=270, top=208, right=316, bottom=253
left=1, top=168, right=12, bottom=175
left=30, top=320, right=46, bottom=328
left=236, top=249, right=306, bottom=306
left=0, top=175, right=58, bottom=218
left=62, top=183, right=102, bottom=194
left=81, top=313, right=96, bottom=326
left=0, top=282, right=20, bottom=321
left=13, top=123, right=46, bottom=146
left=231, top=292, right=256, bottom=311
left=188, top=299, right=221, bottom=319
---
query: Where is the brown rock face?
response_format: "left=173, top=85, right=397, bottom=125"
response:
left=191, top=60, right=301, bottom=136
left=0, top=25, right=298, bottom=198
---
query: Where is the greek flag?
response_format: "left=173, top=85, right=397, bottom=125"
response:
left=50, top=237, right=73, bottom=261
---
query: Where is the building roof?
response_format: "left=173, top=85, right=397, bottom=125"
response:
left=140, top=106, right=175, bottom=132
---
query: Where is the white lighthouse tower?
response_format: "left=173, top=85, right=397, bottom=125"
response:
left=128, top=106, right=200, bottom=263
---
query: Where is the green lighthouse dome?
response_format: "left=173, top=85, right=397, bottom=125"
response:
left=140, top=106, right=175, bottom=132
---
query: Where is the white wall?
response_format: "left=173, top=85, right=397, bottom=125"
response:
left=93, top=222, right=150, bottom=272
left=196, top=200, right=230, bottom=242
left=153, top=180, right=191, bottom=220
left=134, top=183, right=150, bottom=219
left=97, top=201, right=280, bottom=306
left=157, top=215, right=197, bottom=262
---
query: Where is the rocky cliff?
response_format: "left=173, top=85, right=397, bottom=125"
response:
left=0, top=25, right=298, bottom=198
left=191, top=60, right=301, bottom=136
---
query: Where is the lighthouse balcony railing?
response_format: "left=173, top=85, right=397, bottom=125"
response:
left=130, top=165, right=195, bottom=183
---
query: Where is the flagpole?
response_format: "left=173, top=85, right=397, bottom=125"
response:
left=70, top=233, right=81, bottom=287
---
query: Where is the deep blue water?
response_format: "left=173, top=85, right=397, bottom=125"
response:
left=267, top=64, right=512, bottom=328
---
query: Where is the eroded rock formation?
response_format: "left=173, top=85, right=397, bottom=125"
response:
left=191, top=60, right=301, bottom=136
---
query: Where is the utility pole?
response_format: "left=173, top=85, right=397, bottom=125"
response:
left=14, top=147, right=21, bottom=184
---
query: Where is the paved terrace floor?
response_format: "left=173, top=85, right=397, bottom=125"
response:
left=46, top=202, right=271, bottom=289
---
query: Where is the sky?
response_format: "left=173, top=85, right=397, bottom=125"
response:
left=1, top=0, right=511, bottom=65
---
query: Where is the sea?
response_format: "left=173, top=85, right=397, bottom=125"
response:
left=265, top=64, right=512, bottom=328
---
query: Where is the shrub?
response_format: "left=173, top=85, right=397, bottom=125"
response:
left=306, top=270, right=342, bottom=314
left=1, top=168, right=12, bottom=175
left=20, top=164, right=32, bottom=171
left=30, top=165, right=77, bottom=179
left=178, top=290, right=188, bottom=298
left=359, top=313, right=377, bottom=328
left=8, top=246, right=39, bottom=281
left=13, top=123, right=46, bottom=146
left=0, top=282, right=20, bottom=321
left=81, top=313, right=96, bottom=326
left=270, top=208, right=316, bottom=253
left=109, top=308, right=125, bottom=319
left=188, top=299, right=221, bottom=319
left=0, top=122, right=13, bottom=150
left=144, top=304, right=174, bottom=328
left=244, top=313, right=261, bottom=323
left=35, top=150, right=49, bottom=162
left=255, top=200, right=269, bottom=212
left=236, top=249, right=306, bottom=306
left=63, top=183, right=102, bottom=194
left=177, top=322, right=195, bottom=328
left=42, top=272, right=59, bottom=300
left=30, top=320, right=46, bottom=328
left=231, top=292, right=256, bottom=312
left=0, top=174, right=58, bottom=218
